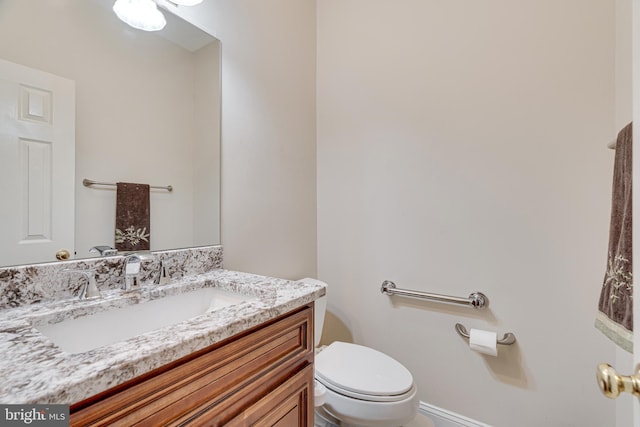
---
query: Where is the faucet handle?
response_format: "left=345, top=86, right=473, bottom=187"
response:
left=157, top=259, right=170, bottom=285
left=90, top=246, right=118, bottom=256
left=63, top=269, right=100, bottom=299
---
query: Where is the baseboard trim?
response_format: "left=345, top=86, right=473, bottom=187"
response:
left=419, top=402, right=491, bottom=427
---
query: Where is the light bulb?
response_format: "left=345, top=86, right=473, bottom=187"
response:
left=170, top=0, right=203, bottom=5
left=113, top=0, right=167, bottom=32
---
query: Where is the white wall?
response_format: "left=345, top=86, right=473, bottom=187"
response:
left=317, top=1, right=617, bottom=426
left=173, top=0, right=317, bottom=279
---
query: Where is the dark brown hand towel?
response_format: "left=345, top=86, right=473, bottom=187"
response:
left=596, top=122, right=633, bottom=352
left=115, top=182, right=150, bottom=252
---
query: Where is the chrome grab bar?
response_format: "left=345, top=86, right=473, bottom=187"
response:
left=380, top=280, right=488, bottom=309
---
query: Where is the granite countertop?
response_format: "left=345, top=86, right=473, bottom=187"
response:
left=0, top=270, right=325, bottom=404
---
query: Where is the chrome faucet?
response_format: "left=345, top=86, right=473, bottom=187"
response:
left=123, top=254, right=142, bottom=291
left=90, top=245, right=118, bottom=256
left=64, top=269, right=100, bottom=299
left=156, top=259, right=171, bottom=285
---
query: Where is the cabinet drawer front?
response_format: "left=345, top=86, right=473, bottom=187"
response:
left=224, top=363, right=314, bottom=427
left=70, top=306, right=313, bottom=426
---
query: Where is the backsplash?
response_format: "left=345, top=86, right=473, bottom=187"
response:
left=0, top=246, right=223, bottom=310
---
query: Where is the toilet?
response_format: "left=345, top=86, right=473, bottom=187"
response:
left=303, top=278, right=419, bottom=427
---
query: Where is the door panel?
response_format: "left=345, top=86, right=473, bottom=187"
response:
left=0, top=58, right=75, bottom=266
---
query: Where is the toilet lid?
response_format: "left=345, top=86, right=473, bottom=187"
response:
left=315, top=342, right=414, bottom=399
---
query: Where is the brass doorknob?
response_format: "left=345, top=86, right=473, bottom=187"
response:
left=596, top=363, right=640, bottom=398
left=55, top=249, right=70, bottom=261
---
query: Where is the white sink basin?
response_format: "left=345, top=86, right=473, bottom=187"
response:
left=35, top=287, right=254, bottom=354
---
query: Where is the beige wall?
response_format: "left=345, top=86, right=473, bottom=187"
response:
left=193, top=42, right=222, bottom=247
left=173, top=0, right=317, bottom=279
left=171, top=0, right=624, bottom=424
left=317, top=1, right=617, bottom=426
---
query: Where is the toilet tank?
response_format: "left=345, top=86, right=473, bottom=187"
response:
left=301, top=278, right=327, bottom=347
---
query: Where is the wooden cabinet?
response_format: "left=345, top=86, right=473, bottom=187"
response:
left=70, top=304, right=314, bottom=426
left=226, top=365, right=313, bottom=426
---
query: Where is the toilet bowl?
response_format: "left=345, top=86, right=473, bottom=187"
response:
left=302, top=278, right=419, bottom=427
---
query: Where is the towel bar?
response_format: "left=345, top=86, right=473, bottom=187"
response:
left=83, top=179, right=173, bottom=192
left=380, top=280, right=488, bottom=309
left=454, top=323, right=516, bottom=345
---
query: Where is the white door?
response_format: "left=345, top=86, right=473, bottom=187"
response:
left=633, top=0, right=640, bottom=424
left=609, top=0, right=640, bottom=424
left=0, top=58, right=75, bottom=266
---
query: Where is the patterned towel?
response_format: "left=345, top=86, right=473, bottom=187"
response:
left=595, top=122, right=633, bottom=352
left=114, top=182, right=150, bottom=252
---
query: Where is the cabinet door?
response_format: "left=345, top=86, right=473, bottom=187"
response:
left=226, top=364, right=314, bottom=427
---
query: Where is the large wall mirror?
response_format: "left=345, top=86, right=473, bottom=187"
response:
left=0, top=0, right=221, bottom=267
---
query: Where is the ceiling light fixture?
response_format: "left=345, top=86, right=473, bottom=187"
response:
left=170, top=0, right=203, bottom=5
left=113, top=0, right=167, bottom=32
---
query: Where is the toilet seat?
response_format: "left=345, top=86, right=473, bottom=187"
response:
left=315, top=342, right=414, bottom=403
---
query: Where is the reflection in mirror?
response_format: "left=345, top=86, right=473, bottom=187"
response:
left=0, top=0, right=221, bottom=267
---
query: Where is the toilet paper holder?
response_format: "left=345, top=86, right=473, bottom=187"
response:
left=455, top=323, right=516, bottom=345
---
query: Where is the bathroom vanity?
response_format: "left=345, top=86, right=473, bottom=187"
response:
left=71, top=305, right=314, bottom=426
left=0, top=251, right=324, bottom=426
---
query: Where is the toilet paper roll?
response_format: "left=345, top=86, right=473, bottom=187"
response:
left=469, top=328, right=498, bottom=356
